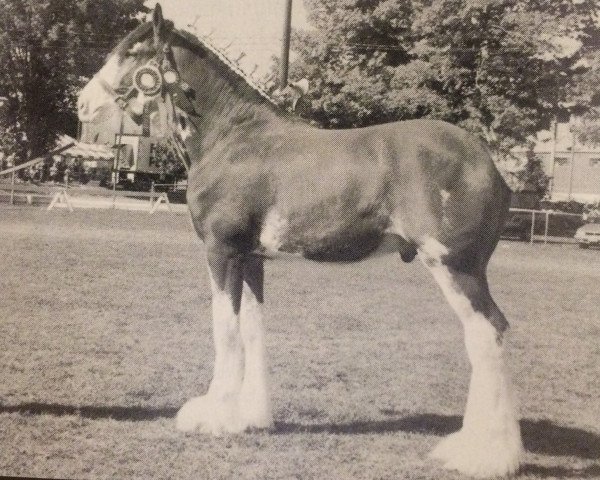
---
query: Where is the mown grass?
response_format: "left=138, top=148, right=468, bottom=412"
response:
left=0, top=207, right=598, bottom=479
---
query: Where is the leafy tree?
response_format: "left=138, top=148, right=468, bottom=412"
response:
left=569, top=49, right=600, bottom=145
left=289, top=0, right=600, bottom=157
left=0, top=0, right=148, bottom=163
left=153, top=139, right=187, bottom=180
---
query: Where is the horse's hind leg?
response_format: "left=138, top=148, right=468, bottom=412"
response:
left=420, top=242, right=522, bottom=478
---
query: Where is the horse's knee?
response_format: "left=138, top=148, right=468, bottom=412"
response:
left=426, top=260, right=509, bottom=341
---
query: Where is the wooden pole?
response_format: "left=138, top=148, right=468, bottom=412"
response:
left=10, top=171, right=15, bottom=205
left=279, top=0, right=293, bottom=88
left=568, top=126, right=576, bottom=201
left=544, top=211, right=550, bottom=244
left=113, top=114, right=125, bottom=209
left=548, top=117, right=557, bottom=200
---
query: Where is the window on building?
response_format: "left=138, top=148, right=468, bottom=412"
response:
left=149, top=143, right=157, bottom=166
left=590, top=158, right=600, bottom=167
left=555, top=157, right=569, bottom=166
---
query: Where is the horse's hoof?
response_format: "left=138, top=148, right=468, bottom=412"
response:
left=176, top=396, right=207, bottom=432
left=176, top=395, right=243, bottom=435
left=430, top=429, right=522, bottom=478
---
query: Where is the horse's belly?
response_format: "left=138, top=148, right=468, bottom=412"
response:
left=258, top=210, right=392, bottom=262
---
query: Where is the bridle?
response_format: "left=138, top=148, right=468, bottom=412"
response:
left=95, top=38, right=196, bottom=117
left=94, top=31, right=197, bottom=170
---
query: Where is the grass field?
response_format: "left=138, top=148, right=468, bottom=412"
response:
left=0, top=207, right=598, bottom=479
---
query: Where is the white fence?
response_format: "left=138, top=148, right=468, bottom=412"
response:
left=0, top=182, right=180, bottom=214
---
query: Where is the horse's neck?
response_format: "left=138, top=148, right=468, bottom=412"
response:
left=180, top=51, right=281, bottom=158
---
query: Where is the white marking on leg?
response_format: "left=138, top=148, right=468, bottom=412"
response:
left=176, top=273, right=245, bottom=434
left=239, top=282, right=273, bottom=429
left=208, top=274, right=244, bottom=398
left=421, top=258, right=522, bottom=477
left=419, top=237, right=449, bottom=260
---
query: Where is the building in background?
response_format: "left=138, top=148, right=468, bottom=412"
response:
left=79, top=104, right=172, bottom=188
left=513, top=120, right=600, bottom=203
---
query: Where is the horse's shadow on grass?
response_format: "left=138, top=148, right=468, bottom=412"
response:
left=519, top=463, right=600, bottom=479
left=0, top=402, right=178, bottom=422
left=276, top=414, right=600, bottom=460
left=2, top=404, right=599, bottom=468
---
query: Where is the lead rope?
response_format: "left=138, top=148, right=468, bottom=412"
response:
left=153, top=36, right=191, bottom=174
left=162, top=92, right=190, bottom=173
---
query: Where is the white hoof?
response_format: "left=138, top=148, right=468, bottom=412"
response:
left=239, top=403, right=273, bottom=431
left=176, top=395, right=243, bottom=435
left=176, top=394, right=273, bottom=434
left=238, top=389, right=273, bottom=431
left=430, top=428, right=522, bottom=478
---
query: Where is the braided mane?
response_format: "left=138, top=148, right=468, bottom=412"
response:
left=177, top=30, right=279, bottom=108
left=114, top=21, right=280, bottom=109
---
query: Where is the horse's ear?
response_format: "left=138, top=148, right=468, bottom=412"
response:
left=153, top=4, right=164, bottom=41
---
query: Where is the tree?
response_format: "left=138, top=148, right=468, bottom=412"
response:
left=568, top=48, right=600, bottom=145
left=289, top=0, right=600, bottom=157
left=153, top=139, right=187, bottom=180
left=0, top=0, right=148, bottom=163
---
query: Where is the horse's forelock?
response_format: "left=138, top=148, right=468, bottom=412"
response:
left=112, top=20, right=175, bottom=60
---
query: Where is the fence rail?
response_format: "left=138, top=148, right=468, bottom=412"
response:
left=507, top=208, right=583, bottom=244
left=0, top=186, right=586, bottom=231
left=0, top=181, right=177, bottom=213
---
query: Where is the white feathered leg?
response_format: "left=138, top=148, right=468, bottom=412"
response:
left=239, top=275, right=273, bottom=429
left=177, top=255, right=245, bottom=434
left=422, top=247, right=522, bottom=478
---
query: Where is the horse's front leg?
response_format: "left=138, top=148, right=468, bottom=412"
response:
left=177, top=250, right=246, bottom=434
left=238, top=255, right=273, bottom=429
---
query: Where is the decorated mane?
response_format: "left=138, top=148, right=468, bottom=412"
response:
left=179, top=30, right=280, bottom=108
left=114, top=20, right=279, bottom=109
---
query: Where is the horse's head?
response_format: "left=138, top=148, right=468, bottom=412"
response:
left=78, top=4, right=179, bottom=124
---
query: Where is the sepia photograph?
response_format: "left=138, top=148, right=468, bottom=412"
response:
left=0, top=0, right=599, bottom=478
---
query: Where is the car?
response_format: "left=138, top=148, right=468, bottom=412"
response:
left=502, top=213, right=532, bottom=241
left=574, top=223, right=600, bottom=248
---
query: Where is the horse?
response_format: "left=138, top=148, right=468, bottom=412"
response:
left=77, top=5, right=523, bottom=478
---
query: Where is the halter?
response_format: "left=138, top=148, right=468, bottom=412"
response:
left=94, top=33, right=196, bottom=171
left=95, top=37, right=197, bottom=119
